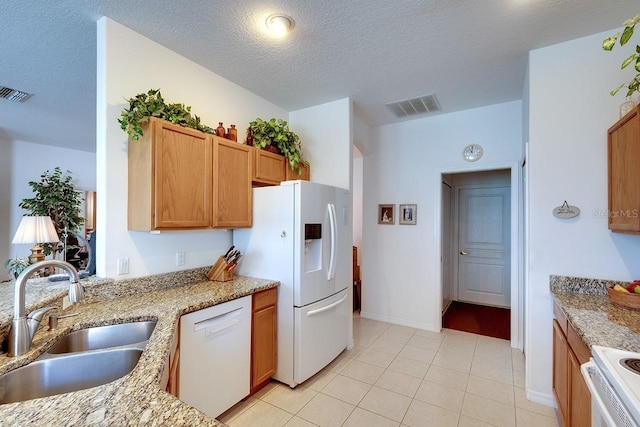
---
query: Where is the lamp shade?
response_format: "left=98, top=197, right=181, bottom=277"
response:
left=12, top=216, right=59, bottom=244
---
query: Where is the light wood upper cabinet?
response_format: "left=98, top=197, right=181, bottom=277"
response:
left=129, top=118, right=212, bottom=230
left=285, top=161, right=310, bottom=181
left=608, top=106, right=640, bottom=233
left=128, top=118, right=252, bottom=230
left=213, top=137, right=252, bottom=228
left=253, top=148, right=286, bottom=186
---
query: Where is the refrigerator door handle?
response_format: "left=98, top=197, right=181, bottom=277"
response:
left=306, top=293, right=348, bottom=316
left=327, top=203, right=337, bottom=281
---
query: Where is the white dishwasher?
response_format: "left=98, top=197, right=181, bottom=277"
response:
left=179, top=296, right=251, bottom=419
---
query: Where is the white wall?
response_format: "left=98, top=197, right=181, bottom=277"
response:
left=526, top=29, right=640, bottom=405
left=0, top=139, right=95, bottom=281
left=352, top=153, right=363, bottom=262
left=362, top=101, right=522, bottom=330
left=96, top=18, right=289, bottom=278
left=289, top=98, right=352, bottom=191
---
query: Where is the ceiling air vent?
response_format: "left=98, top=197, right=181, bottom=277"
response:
left=0, top=86, right=32, bottom=102
left=385, top=94, right=441, bottom=118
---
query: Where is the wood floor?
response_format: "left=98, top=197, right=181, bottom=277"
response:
left=442, top=301, right=510, bottom=340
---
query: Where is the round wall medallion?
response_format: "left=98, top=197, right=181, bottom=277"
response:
left=462, top=144, right=483, bottom=162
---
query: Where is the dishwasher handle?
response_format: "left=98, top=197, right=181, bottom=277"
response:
left=194, top=307, right=243, bottom=337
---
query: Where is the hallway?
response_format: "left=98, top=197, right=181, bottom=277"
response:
left=220, top=315, right=557, bottom=426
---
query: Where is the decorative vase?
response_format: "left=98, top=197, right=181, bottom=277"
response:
left=246, top=128, right=253, bottom=146
left=620, top=96, right=636, bottom=118
left=264, top=144, right=281, bottom=155
left=227, top=124, right=237, bottom=142
left=216, top=122, right=226, bottom=137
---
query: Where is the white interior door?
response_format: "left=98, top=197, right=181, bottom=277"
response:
left=457, top=186, right=510, bottom=307
left=441, top=181, right=452, bottom=314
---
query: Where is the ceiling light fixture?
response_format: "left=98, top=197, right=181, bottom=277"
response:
left=265, top=13, right=295, bottom=36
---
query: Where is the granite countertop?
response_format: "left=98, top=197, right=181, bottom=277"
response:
left=551, top=275, right=640, bottom=353
left=0, top=267, right=279, bottom=426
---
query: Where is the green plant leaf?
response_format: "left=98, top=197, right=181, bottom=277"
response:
left=611, top=83, right=625, bottom=96
left=622, top=53, right=638, bottom=69
left=603, top=35, right=619, bottom=51
left=621, top=26, right=635, bottom=46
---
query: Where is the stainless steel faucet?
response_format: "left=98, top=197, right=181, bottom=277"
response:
left=8, top=260, right=84, bottom=357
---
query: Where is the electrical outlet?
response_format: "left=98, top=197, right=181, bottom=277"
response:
left=117, top=258, right=129, bottom=275
left=176, top=251, right=185, bottom=266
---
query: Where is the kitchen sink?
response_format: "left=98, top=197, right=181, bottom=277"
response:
left=46, top=320, right=157, bottom=354
left=0, top=320, right=157, bottom=404
left=0, top=348, right=143, bottom=404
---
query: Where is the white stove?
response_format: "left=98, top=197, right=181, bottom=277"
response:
left=582, top=345, right=640, bottom=427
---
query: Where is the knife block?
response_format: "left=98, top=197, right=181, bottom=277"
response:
left=207, top=256, right=234, bottom=282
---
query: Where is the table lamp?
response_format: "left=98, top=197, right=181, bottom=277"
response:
left=12, top=216, right=59, bottom=264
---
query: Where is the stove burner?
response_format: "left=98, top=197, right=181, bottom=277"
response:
left=620, top=358, right=640, bottom=375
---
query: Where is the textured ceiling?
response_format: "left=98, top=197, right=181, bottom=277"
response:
left=1, top=0, right=638, bottom=152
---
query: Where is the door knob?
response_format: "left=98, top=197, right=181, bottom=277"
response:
left=459, top=250, right=468, bottom=255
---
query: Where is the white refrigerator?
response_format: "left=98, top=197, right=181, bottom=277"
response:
left=233, top=180, right=351, bottom=388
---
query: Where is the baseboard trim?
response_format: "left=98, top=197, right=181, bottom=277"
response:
left=526, top=389, right=557, bottom=408
left=359, top=311, right=437, bottom=332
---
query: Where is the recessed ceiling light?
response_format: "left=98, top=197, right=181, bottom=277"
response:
left=265, top=13, right=295, bottom=36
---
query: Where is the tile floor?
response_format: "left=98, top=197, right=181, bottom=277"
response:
left=219, top=314, right=559, bottom=427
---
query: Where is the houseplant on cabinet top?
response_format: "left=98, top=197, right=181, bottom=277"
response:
left=603, top=13, right=640, bottom=98
left=248, top=118, right=307, bottom=173
left=18, top=167, right=85, bottom=258
left=118, top=88, right=213, bottom=140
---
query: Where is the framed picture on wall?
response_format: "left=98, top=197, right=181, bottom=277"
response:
left=378, top=204, right=395, bottom=224
left=399, top=204, right=417, bottom=225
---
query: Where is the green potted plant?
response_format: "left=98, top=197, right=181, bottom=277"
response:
left=19, top=167, right=85, bottom=258
left=603, top=14, right=640, bottom=97
left=4, top=257, right=29, bottom=279
left=248, top=118, right=307, bottom=173
left=118, top=88, right=213, bottom=140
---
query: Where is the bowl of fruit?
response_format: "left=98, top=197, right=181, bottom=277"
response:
left=608, top=282, right=640, bottom=310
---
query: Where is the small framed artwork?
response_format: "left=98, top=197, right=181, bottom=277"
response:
left=378, top=204, right=395, bottom=224
left=399, top=204, right=417, bottom=225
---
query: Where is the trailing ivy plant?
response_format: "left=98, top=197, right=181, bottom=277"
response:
left=118, top=88, right=213, bottom=140
left=19, top=167, right=85, bottom=257
left=248, top=118, right=306, bottom=173
left=603, top=14, right=640, bottom=97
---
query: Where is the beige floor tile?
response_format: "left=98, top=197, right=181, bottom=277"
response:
left=379, top=329, right=414, bottom=345
left=342, top=407, right=400, bottom=427
left=374, top=369, right=421, bottom=397
left=516, top=407, right=560, bottom=427
left=354, top=332, right=381, bottom=347
left=357, top=348, right=396, bottom=368
left=227, top=401, right=293, bottom=427
left=341, top=360, right=385, bottom=384
left=512, top=349, right=525, bottom=372
left=401, top=399, right=459, bottom=427
left=413, top=380, right=465, bottom=413
left=461, top=393, right=516, bottom=427
left=387, top=324, right=418, bottom=337
left=470, top=358, right=513, bottom=385
left=473, top=349, right=512, bottom=367
left=424, top=365, right=469, bottom=391
left=297, top=393, right=355, bottom=427
left=431, top=350, right=473, bottom=373
left=359, top=386, right=412, bottom=422
left=457, top=415, right=495, bottom=427
left=387, top=356, right=429, bottom=379
left=406, top=335, right=443, bottom=351
left=413, top=329, right=446, bottom=340
left=369, top=336, right=407, bottom=355
left=466, top=375, right=514, bottom=405
left=253, top=381, right=279, bottom=399
left=303, top=368, right=338, bottom=391
left=343, top=345, right=366, bottom=360
left=513, top=368, right=525, bottom=389
left=284, top=416, right=318, bottom=426
left=397, top=345, right=437, bottom=364
left=325, top=353, right=353, bottom=373
left=218, top=396, right=258, bottom=424
left=513, top=388, right=556, bottom=418
left=321, top=374, right=372, bottom=405
left=262, top=383, right=318, bottom=414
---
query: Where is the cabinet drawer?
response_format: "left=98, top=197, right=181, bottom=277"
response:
left=553, top=301, right=568, bottom=336
left=253, top=288, right=277, bottom=311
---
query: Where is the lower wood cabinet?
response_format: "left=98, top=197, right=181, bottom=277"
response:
left=552, top=301, right=591, bottom=427
left=251, top=287, right=277, bottom=395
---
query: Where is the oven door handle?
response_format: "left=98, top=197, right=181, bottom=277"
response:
left=581, top=359, right=631, bottom=427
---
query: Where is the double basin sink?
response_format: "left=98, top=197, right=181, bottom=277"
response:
left=0, top=320, right=157, bottom=404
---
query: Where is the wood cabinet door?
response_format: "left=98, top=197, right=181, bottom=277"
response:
left=553, top=320, right=569, bottom=427
left=608, top=107, right=640, bottom=232
left=251, top=305, right=277, bottom=391
left=154, top=120, right=212, bottom=229
left=285, top=162, right=310, bottom=181
left=253, top=148, right=286, bottom=185
left=213, top=137, right=252, bottom=228
left=569, top=349, right=591, bottom=427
